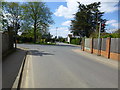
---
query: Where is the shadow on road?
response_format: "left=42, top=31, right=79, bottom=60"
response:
left=29, top=50, right=54, bottom=56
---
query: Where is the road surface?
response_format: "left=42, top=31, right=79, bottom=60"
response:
left=18, top=43, right=118, bottom=88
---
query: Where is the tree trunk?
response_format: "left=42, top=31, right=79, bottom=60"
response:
left=34, top=20, right=37, bottom=43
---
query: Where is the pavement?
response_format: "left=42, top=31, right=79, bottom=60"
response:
left=0, top=32, right=2, bottom=90
left=72, top=49, right=118, bottom=69
left=2, top=48, right=27, bottom=89
left=18, top=43, right=118, bottom=88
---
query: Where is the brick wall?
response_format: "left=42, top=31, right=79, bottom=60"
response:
left=0, top=32, right=2, bottom=60
left=0, top=32, right=2, bottom=90
left=2, top=32, right=14, bottom=55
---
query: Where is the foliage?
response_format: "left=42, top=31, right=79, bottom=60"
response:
left=18, top=31, right=53, bottom=43
left=58, top=36, right=66, bottom=42
left=101, top=33, right=120, bottom=38
left=89, top=32, right=120, bottom=38
left=42, top=33, right=53, bottom=42
left=21, top=2, right=54, bottom=43
left=2, top=2, right=22, bottom=33
left=1, top=2, right=54, bottom=44
left=20, top=29, right=34, bottom=38
left=17, top=36, right=33, bottom=43
left=70, top=38, right=81, bottom=45
left=70, top=2, right=106, bottom=38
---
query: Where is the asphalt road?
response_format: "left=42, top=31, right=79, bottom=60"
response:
left=18, top=43, right=118, bottom=88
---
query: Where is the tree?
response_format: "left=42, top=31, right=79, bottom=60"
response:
left=58, top=36, right=65, bottom=42
left=42, top=32, right=53, bottom=42
left=21, top=2, right=53, bottom=43
left=2, top=2, right=22, bottom=48
left=2, top=2, right=22, bottom=32
left=0, top=0, right=5, bottom=31
left=1, top=2, right=8, bottom=31
left=70, top=2, right=106, bottom=38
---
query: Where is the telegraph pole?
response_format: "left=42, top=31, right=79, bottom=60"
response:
left=56, top=27, right=58, bottom=38
left=55, top=27, right=58, bottom=43
left=97, top=22, right=101, bottom=56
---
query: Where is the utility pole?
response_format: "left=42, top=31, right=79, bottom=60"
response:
left=96, top=11, right=101, bottom=56
left=97, top=22, right=101, bottom=56
left=56, top=27, right=58, bottom=43
left=56, top=27, right=58, bottom=39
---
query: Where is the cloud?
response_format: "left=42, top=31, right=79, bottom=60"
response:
left=61, top=21, right=71, bottom=26
left=106, top=20, right=117, bottom=24
left=106, top=19, right=119, bottom=28
left=100, top=2, right=118, bottom=13
left=54, top=0, right=78, bottom=19
left=111, top=23, right=118, bottom=27
left=54, top=0, right=119, bottom=19
left=49, top=27, right=70, bottom=37
left=106, top=29, right=118, bottom=33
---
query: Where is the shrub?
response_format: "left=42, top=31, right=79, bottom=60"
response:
left=70, top=38, right=81, bottom=45
left=101, top=33, right=120, bottom=38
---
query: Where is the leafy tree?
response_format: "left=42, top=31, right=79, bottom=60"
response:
left=1, top=2, right=8, bottom=31
left=42, top=32, right=53, bottom=42
left=2, top=2, right=22, bottom=48
left=70, top=2, right=106, bottom=38
left=21, top=2, right=54, bottom=43
left=101, top=33, right=120, bottom=38
left=58, top=36, right=65, bottom=42
left=21, top=28, right=34, bottom=38
left=2, top=2, right=22, bottom=33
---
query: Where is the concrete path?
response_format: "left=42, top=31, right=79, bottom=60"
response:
left=18, top=44, right=118, bottom=88
left=2, top=48, right=27, bottom=88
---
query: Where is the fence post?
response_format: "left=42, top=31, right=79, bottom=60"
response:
left=91, top=38, right=93, bottom=54
left=82, top=38, right=85, bottom=51
left=106, top=37, right=111, bottom=58
left=97, top=38, right=102, bottom=56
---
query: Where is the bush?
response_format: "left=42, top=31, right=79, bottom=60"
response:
left=70, top=38, right=81, bottom=45
left=90, top=32, right=120, bottom=38
left=17, top=36, right=33, bottom=43
left=101, top=33, right=120, bottom=38
left=71, top=39, right=76, bottom=44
